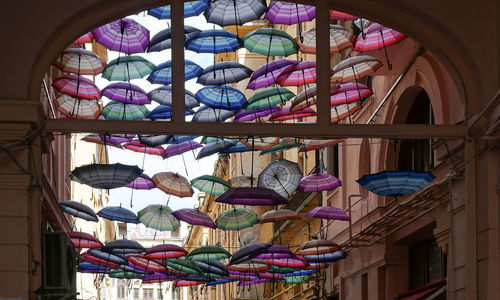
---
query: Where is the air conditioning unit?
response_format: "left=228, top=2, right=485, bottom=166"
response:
left=41, top=232, right=76, bottom=297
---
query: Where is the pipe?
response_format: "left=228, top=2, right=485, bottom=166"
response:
left=347, top=195, right=365, bottom=247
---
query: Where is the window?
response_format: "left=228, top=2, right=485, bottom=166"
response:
left=157, top=288, right=163, bottom=300
left=143, top=288, right=154, bottom=300
left=361, top=273, right=368, bottom=300
left=409, top=238, right=446, bottom=289
left=133, top=288, right=140, bottom=299
left=117, top=281, right=126, bottom=299
left=327, top=144, right=339, bottom=178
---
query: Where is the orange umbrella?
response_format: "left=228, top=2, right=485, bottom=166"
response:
left=259, top=209, right=300, bottom=223
left=152, top=172, right=194, bottom=197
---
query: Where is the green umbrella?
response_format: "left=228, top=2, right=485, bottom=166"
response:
left=247, top=87, right=295, bottom=110
left=259, top=138, right=304, bottom=155
left=102, top=56, right=156, bottom=81
left=215, top=207, right=258, bottom=231
left=137, top=204, right=180, bottom=232
left=186, top=246, right=232, bottom=261
left=191, top=175, right=231, bottom=196
left=242, top=28, right=299, bottom=57
left=163, top=258, right=202, bottom=275
left=200, top=136, right=222, bottom=144
left=269, top=266, right=300, bottom=273
left=284, top=275, right=310, bottom=284
left=101, top=101, right=150, bottom=120
left=109, top=270, right=144, bottom=279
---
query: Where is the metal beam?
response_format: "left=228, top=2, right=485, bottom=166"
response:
left=171, top=0, right=185, bottom=124
left=43, top=119, right=466, bottom=139
left=315, top=0, right=331, bottom=126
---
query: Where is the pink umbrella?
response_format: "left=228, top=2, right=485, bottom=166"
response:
left=276, top=61, right=325, bottom=87
left=247, top=59, right=298, bottom=90
left=73, top=32, right=94, bottom=44
left=331, top=55, right=382, bottom=84
left=124, top=140, right=165, bottom=157
left=52, top=75, right=101, bottom=100
left=144, top=244, right=187, bottom=260
left=306, top=206, right=350, bottom=221
left=299, top=173, right=341, bottom=192
left=270, top=106, right=316, bottom=122
left=172, top=208, right=216, bottom=228
left=67, top=232, right=102, bottom=249
left=330, top=83, right=373, bottom=106
left=331, top=102, right=362, bottom=123
left=299, top=139, right=344, bottom=152
left=126, top=173, right=155, bottom=190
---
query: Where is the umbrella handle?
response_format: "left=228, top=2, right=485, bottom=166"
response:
left=379, top=29, right=393, bottom=70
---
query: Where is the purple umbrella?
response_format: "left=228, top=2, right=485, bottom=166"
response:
left=102, top=82, right=151, bottom=105
left=299, top=173, right=341, bottom=192
left=172, top=208, right=216, bottom=228
left=126, top=173, right=155, bottom=190
left=247, top=59, right=299, bottom=90
left=100, top=133, right=135, bottom=144
left=253, top=245, right=294, bottom=260
left=265, top=1, right=315, bottom=25
left=92, top=18, right=150, bottom=54
left=233, top=106, right=280, bottom=123
left=215, top=187, right=287, bottom=206
left=164, top=141, right=202, bottom=159
left=306, top=206, right=350, bottom=221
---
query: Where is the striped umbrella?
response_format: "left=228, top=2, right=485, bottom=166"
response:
left=231, top=243, right=270, bottom=264
left=215, top=187, right=288, bottom=206
left=147, top=60, right=203, bottom=85
left=242, top=28, right=299, bottom=57
left=228, top=259, right=269, bottom=273
left=276, top=61, right=322, bottom=87
left=92, top=18, right=150, bottom=54
left=290, top=85, right=339, bottom=112
left=193, top=260, right=229, bottom=276
left=259, top=138, right=303, bottom=155
left=73, top=32, right=94, bottom=44
left=258, top=159, right=302, bottom=198
left=86, top=249, right=127, bottom=265
left=167, top=136, right=199, bottom=144
left=258, top=209, right=300, bottom=223
left=148, top=0, right=210, bottom=19
left=53, top=48, right=105, bottom=75
left=215, top=208, right=258, bottom=231
left=77, top=263, right=111, bottom=274
left=53, top=95, right=101, bottom=119
left=152, top=172, right=194, bottom=197
left=331, top=102, right=362, bottom=123
left=228, top=176, right=256, bottom=188
left=60, top=201, right=98, bottom=222
left=299, top=139, right=344, bottom=152
left=109, top=270, right=144, bottom=279
left=147, top=105, right=195, bottom=120
left=267, top=257, right=309, bottom=268
left=306, top=206, right=350, bottom=221
left=101, top=101, right=150, bottom=120
left=296, top=25, right=354, bottom=54
left=247, top=59, right=298, bottom=90
left=102, top=82, right=150, bottom=105
left=80, top=253, right=119, bottom=269
left=330, top=83, right=373, bottom=106
left=192, top=106, right=236, bottom=122
left=126, top=254, right=167, bottom=273
left=138, top=204, right=181, bottom=231
left=233, top=107, right=279, bottom=123
left=265, top=1, right=315, bottom=25
left=304, top=250, right=347, bottom=263
left=270, top=106, right=316, bottom=122
left=67, top=232, right=102, bottom=249
left=329, top=10, right=358, bottom=21
left=253, top=245, right=294, bottom=260
left=164, top=141, right=202, bottom=158
left=126, top=173, right=156, bottom=190
left=186, top=29, right=242, bottom=54
left=102, top=56, right=156, bottom=81
left=186, top=246, right=232, bottom=261
left=219, top=142, right=251, bottom=153
left=299, top=173, right=341, bottom=192
left=296, top=240, right=341, bottom=256
left=247, top=87, right=295, bottom=109
left=124, top=140, right=165, bottom=157
left=97, top=206, right=140, bottom=223
left=52, top=75, right=101, bottom=100
left=191, top=175, right=231, bottom=196
left=331, top=55, right=382, bottom=83
left=197, top=62, right=252, bottom=85
left=145, top=244, right=188, bottom=260
left=172, top=208, right=216, bottom=228
left=356, top=170, right=435, bottom=197
left=196, top=139, right=238, bottom=159
left=204, top=0, right=267, bottom=27
left=101, top=239, right=146, bottom=255
left=70, top=163, right=142, bottom=189
left=196, top=85, right=248, bottom=110
left=147, top=25, right=201, bottom=52
left=163, top=258, right=202, bottom=275
left=148, top=85, right=200, bottom=109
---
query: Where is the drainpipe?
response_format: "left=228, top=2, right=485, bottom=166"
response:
left=348, top=194, right=365, bottom=247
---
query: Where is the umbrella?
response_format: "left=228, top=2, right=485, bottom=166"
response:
left=102, top=82, right=150, bottom=105
left=147, top=105, right=195, bottom=120
left=97, top=206, right=140, bottom=224
left=290, top=85, right=342, bottom=112
left=86, top=249, right=127, bottom=265
left=201, top=136, right=223, bottom=144
left=204, top=0, right=267, bottom=27
left=77, top=263, right=111, bottom=274
left=258, top=159, right=302, bottom=198
left=228, top=175, right=256, bottom=188
left=101, top=239, right=146, bottom=254
left=197, top=62, right=252, bottom=85
left=240, top=137, right=279, bottom=150
left=276, top=61, right=322, bottom=86
left=52, top=75, right=101, bottom=100
left=259, top=272, right=285, bottom=280
left=167, top=136, right=199, bottom=144
left=127, top=254, right=167, bottom=272
left=81, top=134, right=125, bottom=148
left=230, top=243, right=270, bottom=265
left=191, top=105, right=236, bottom=122
left=193, top=260, right=229, bottom=276
left=331, top=102, right=362, bottom=123
left=147, top=25, right=201, bottom=52
left=172, top=208, right=216, bottom=228
left=296, top=240, right=341, bottom=256
left=196, top=139, right=238, bottom=159
left=270, top=106, right=316, bottom=122
left=296, top=25, right=354, bottom=54
left=259, top=138, right=303, bottom=155
left=258, top=209, right=300, bottom=223
left=227, top=259, right=269, bottom=273
left=163, top=258, right=202, bottom=275
left=207, top=279, right=234, bottom=286
left=306, top=206, right=350, bottom=221
left=299, top=139, right=343, bottom=152
left=186, top=246, right=232, bottom=261
left=233, top=107, right=279, bottom=123
left=53, top=95, right=101, bottom=119
left=247, top=87, right=295, bottom=110
left=67, top=232, right=102, bottom=248
left=126, top=173, right=156, bottom=190
left=219, top=142, right=251, bottom=153
left=242, top=28, right=299, bottom=57
left=215, top=187, right=287, bottom=206
left=174, top=280, right=207, bottom=287
left=53, top=48, right=105, bottom=76
left=145, top=244, right=188, bottom=260
left=330, top=83, right=373, bottom=106
left=148, top=85, right=200, bottom=109
left=215, top=207, right=258, bottom=231
left=148, top=0, right=210, bottom=19
left=80, top=252, right=120, bottom=269
left=196, top=85, right=248, bottom=110
left=92, top=18, right=150, bottom=54
left=138, top=135, right=170, bottom=147
left=299, top=173, right=341, bottom=192
left=186, top=29, right=242, bottom=54
left=354, top=23, right=407, bottom=69
left=267, top=257, right=309, bottom=268
left=164, top=141, right=202, bottom=159
left=102, top=56, right=155, bottom=81
left=304, top=250, right=347, bottom=263
left=331, top=55, right=382, bottom=83
left=73, top=32, right=94, bottom=44
left=282, top=269, right=318, bottom=277
left=329, top=10, right=358, bottom=21
left=138, top=204, right=181, bottom=231
left=190, top=175, right=231, bottom=196
left=147, top=60, right=203, bottom=85
left=70, top=163, right=142, bottom=189
left=356, top=170, right=435, bottom=197
left=247, top=59, right=298, bottom=90
left=265, top=1, right=315, bottom=25
left=101, top=101, right=150, bottom=120
left=152, top=172, right=194, bottom=197
left=109, top=270, right=144, bottom=279
left=253, top=245, right=294, bottom=260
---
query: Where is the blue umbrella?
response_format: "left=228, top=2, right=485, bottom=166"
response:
left=282, top=269, right=319, bottom=277
left=77, top=262, right=111, bottom=274
left=197, top=62, right=253, bottom=85
left=147, top=60, right=203, bottom=85
left=147, top=25, right=201, bottom=52
left=148, top=0, right=210, bottom=19
left=196, top=85, right=248, bottom=110
left=97, top=206, right=140, bottom=224
left=207, top=279, right=234, bottom=286
left=186, top=29, right=242, bottom=53
left=303, top=250, right=347, bottom=263
left=192, top=105, right=236, bottom=122
left=148, top=85, right=200, bottom=109
left=197, top=139, right=238, bottom=159
left=167, top=135, right=199, bottom=144
left=220, top=142, right=251, bottom=154
left=356, top=170, right=435, bottom=197
left=148, top=105, right=195, bottom=120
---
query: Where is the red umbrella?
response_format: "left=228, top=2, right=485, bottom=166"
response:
left=276, top=61, right=326, bottom=87
left=270, top=106, right=316, bottom=122
left=67, top=232, right=102, bottom=249
left=124, top=140, right=165, bottom=157
left=52, top=75, right=101, bottom=100
left=331, top=102, right=362, bottom=123
left=145, top=244, right=188, bottom=260
left=73, top=32, right=94, bottom=44
left=329, top=10, right=357, bottom=21
left=126, top=254, right=167, bottom=272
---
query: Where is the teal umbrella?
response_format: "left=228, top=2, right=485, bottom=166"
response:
left=137, top=204, right=180, bottom=232
left=186, top=246, right=231, bottom=261
left=102, top=56, right=156, bottom=81
left=242, top=28, right=299, bottom=57
left=247, top=86, right=295, bottom=109
left=101, top=101, right=149, bottom=120
left=163, top=258, right=202, bottom=275
left=215, top=207, right=258, bottom=231
left=191, top=175, right=231, bottom=196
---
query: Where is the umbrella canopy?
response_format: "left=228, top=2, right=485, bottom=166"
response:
left=77, top=263, right=111, bottom=274
left=174, top=280, right=207, bottom=287
left=247, top=59, right=298, bottom=90
left=253, top=245, right=294, bottom=260
left=101, top=101, right=150, bottom=120
left=126, top=173, right=156, bottom=190
left=197, top=62, right=252, bottom=85
left=53, top=48, right=105, bottom=76
left=102, top=82, right=150, bottom=105
left=97, top=206, right=140, bottom=224
left=296, top=240, right=341, bottom=256
left=152, top=172, right=194, bottom=197
left=228, top=175, right=256, bottom=188
left=331, top=102, right=362, bottom=123
left=233, top=107, right=279, bottom=123
left=196, top=139, right=238, bottom=159
left=270, top=106, right=316, bottom=121
left=70, top=163, right=142, bottom=189
left=87, top=249, right=128, bottom=265
left=145, top=244, right=187, bottom=260
left=304, top=250, right=347, bottom=263
left=242, top=28, right=299, bottom=57
left=240, top=137, right=280, bottom=150
left=80, top=252, right=120, bottom=269
left=148, top=85, right=200, bottom=109
left=138, top=204, right=181, bottom=231
left=81, top=134, right=127, bottom=148
left=109, top=270, right=144, bottom=279
left=247, top=87, right=295, bottom=110
left=331, top=55, right=382, bottom=83
left=148, top=0, right=210, bottom=19
left=67, top=232, right=102, bottom=248
left=147, top=60, right=203, bottom=85
left=53, top=95, right=101, bottom=119
left=191, top=105, right=236, bottom=122
left=259, top=209, right=300, bottom=223
left=276, top=61, right=321, bottom=86
left=299, top=139, right=344, bottom=152
left=101, top=239, right=146, bottom=254
left=215, top=207, right=258, bottom=231
left=258, top=159, right=302, bottom=198
left=186, top=246, right=232, bottom=261
left=296, top=24, right=354, bottom=54
left=196, top=85, right=248, bottom=110
left=147, top=25, right=201, bottom=52
left=216, top=187, right=288, bottom=206
left=164, top=258, right=202, bottom=275
left=193, top=260, right=229, bottom=276
left=227, top=259, right=269, bottom=273
left=52, top=75, right=101, bottom=100
left=230, top=243, right=270, bottom=265
left=299, top=173, right=341, bottom=192
left=356, top=170, right=435, bottom=197
left=172, top=208, right=216, bottom=228
left=219, top=142, right=251, bottom=153
left=73, top=32, right=94, bottom=44
left=147, top=105, right=194, bottom=121
left=265, top=1, right=315, bottom=25
left=164, top=141, right=202, bottom=158
left=191, top=175, right=231, bottom=196
left=329, top=10, right=358, bottom=21
left=167, top=135, right=199, bottom=144
left=204, top=0, right=267, bottom=27
left=330, top=83, right=373, bottom=106
left=267, top=257, right=309, bottom=268
left=102, top=55, right=155, bottom=81
left=186, top=29, right=242, bottom=53
left=92, top=18, right=150, bottom=54
left=259, top=138, right=303, bottom=155
left=127, top=254, right=167, bottom=272
left=306, top=206, right=350, bottom=221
